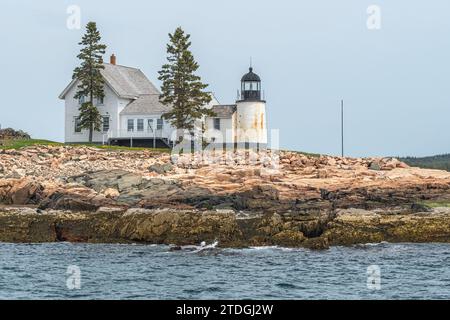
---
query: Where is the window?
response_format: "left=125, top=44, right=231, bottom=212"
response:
left=97, top=96, right=104, bottom=105
left=78, top=95, right=85, bottom=105
left=102, top=116, right=110, bottom=132
left=157, top=118, right=163, bottom=130
left=137, top=119, right=144, bottom=131
left=244, top=82, right=259, bottom=91
left=127, top=119, right=134, bottom=132
left=213, top=118, right=221, bottom=130
left=147, top=119, right=154, bottom=132
left=74, top=117, right=82, bottom=133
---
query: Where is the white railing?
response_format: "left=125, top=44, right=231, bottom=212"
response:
left=103, top=129, right=171, bottom=146
left=106, top=129, right=166, bottom=139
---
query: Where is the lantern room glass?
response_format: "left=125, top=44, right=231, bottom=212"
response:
left=243, top=81, right=260, bottom=91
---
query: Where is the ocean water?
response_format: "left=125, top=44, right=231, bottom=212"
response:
left=1, top=242, right=450, bottom=299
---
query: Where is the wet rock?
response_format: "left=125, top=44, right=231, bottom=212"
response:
left=1, top=207, right=450, bottom=249
left=273, top=230, right=306, bottom=246
left=302, top=237, right=329, bottom=250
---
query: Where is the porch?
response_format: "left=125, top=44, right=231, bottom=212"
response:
left=104, top=129, right=173, bottom=148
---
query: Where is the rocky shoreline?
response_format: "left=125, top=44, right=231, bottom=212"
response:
left=1, top=145, right=450, bottom=249
left=2, top=206, right=450, bottom=249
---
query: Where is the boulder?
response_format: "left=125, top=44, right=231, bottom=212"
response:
left=39, top=193, right=103, bottom=211
left=103, top=188, right=120, bottom=199
left=369, top=161, right=381, bottom=171
left=148, top=163, right=173, bottom=174
left=8, top=180, right=44, bottom=205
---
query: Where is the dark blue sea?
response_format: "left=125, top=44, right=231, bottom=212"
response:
left=1, top=242, right=450, bottom=299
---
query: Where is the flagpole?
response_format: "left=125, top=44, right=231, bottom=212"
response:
left=341, top=99, right=344, bottom=157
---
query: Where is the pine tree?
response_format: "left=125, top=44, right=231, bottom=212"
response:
left=73, top=22, right=107, bottom=142
left=158, top=27, right=214, bottom=142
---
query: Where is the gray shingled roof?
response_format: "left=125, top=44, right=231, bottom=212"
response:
left=120, top=94, right=171, bottom=115
left=59, top=63, right=160, bottom=99
left=101, top=63, right=160, bottom=98
left=211, top=105, right=236, bottom=118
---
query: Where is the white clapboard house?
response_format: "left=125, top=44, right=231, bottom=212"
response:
left=59, top=54, right=267, bottom=148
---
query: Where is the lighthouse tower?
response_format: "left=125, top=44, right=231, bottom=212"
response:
left=236, top=67, right=267, bottom=147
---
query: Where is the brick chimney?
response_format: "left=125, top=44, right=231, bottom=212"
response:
left=110, top=54, right=116, bottom=65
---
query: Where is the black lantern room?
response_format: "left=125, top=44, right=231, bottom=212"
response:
left=240, top=67, right=262, bottom=101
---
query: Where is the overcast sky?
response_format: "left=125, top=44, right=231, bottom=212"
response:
left=0, top=0, right=449, bottom=157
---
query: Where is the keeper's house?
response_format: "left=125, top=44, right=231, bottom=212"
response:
left=59, top=54, right=267, bottom=148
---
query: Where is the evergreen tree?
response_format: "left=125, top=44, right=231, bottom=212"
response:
left=158, top=27, right=214, bottom=142
left=73, top=22, right=107, bottom=142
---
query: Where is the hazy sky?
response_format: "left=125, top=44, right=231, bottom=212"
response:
left=0, top=0, right=449, bottom=157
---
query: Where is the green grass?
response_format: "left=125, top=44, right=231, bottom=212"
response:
left=281, top=149, right=321, bottom=158
left=418, top=200, right=450, bottom=208
left=0, top=139, right=62, bottom=149
left=0, top=139, right=170, bottom=152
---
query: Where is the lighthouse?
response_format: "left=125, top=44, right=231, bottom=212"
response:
left=235, top=67, right=267, bottom=147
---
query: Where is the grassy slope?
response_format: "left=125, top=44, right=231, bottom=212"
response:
left=0, top=139, right=62, bottom=149
left=1, top=140, right=315, bottom=155
left=0, top=139, right=170, bottom=152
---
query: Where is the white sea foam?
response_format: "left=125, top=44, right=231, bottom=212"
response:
left=243, top=246, right=302, bottom=253
left=193, top=240, right=219, bottom=252
left=360, top=241, right=390, bottom=247
left=248, top=246, right=279, bottom=250
left=174, top=240, right=220, bottom=253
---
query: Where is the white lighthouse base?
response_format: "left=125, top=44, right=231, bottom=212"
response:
left=235, top=100, right=267, bottom=145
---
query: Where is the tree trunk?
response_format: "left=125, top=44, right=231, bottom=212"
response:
left=89, top=124, right=93, bottom=143
left=89, top=91, right=94, bottom=143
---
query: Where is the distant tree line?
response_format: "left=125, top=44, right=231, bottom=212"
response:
left=400, top=154, right=450, bottom=172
